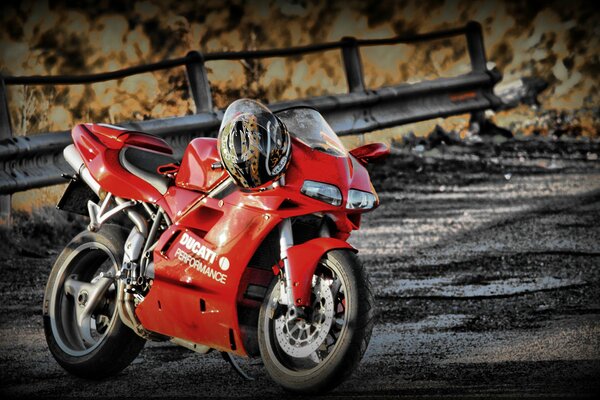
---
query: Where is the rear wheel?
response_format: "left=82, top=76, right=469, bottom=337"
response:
left=43, top=225, right=146, bottom=379
left=258, top=249, right=374, bottom=394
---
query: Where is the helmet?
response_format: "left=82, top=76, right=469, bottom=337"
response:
left=218, top=99, right=291, bottom=189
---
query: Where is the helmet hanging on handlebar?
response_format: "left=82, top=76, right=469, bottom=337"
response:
left=218, top=99, right=292, bottom=189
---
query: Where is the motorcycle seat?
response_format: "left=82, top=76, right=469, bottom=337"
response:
left=119, top=146, right=178, bottom=195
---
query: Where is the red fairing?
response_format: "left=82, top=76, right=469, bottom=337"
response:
left=136, top=196, right=282, bottom=355
left=216, top=138, right=379, bottom=235
left=72, top=120, right=380, bottom=356
left=133, top=137, right=380, bottom=353
left=85, top=123, right=173, bottom=154
left=175, top=138, right=228, bottom=193
left=349, top=142, right=390, bottom=165
left=157, top=186, right=203, bottom=220
left=71, top=123, right=172, bottom=202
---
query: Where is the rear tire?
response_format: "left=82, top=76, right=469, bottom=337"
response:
left=43, top=225, right=146, bottom=379
left=258, top=249, right=374, bottom=394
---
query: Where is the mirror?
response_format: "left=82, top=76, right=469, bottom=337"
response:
left=349, top=143, right=390, bottom=164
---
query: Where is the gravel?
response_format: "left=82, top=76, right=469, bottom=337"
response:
left=1, top=139, right=599, bottom=398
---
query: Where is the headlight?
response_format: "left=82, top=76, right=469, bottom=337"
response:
left=301, top=180, right=342, bottom=206
left=346, top=189, right=376, bottom=210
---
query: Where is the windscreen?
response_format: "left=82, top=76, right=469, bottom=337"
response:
left=276, top=107, right=347, bottom=157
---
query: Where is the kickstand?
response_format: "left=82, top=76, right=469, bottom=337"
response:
left=221, top=352, right=255, bottom=381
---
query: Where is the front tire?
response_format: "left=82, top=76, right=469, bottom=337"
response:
left=43, top=225, right=146, bottom=379
left=258, top=249, right=374, bottom=394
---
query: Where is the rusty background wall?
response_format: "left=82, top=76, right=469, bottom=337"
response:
left=1, top=0, right=599, bottom=211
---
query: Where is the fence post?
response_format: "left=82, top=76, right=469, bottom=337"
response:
left=0, top=75, right=12, bottom=225
left=465, top=21, right=487, bottom=73
left=341, top=37, right=366, bottom=93
left=465, top=21, right=489, bottom=132
left=185, top=51, right=213, bottom=114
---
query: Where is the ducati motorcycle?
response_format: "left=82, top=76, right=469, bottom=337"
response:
left=43, top=103, right=389, bottom=393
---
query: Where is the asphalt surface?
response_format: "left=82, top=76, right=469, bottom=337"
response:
left=1, top=143, right=599, bottom=399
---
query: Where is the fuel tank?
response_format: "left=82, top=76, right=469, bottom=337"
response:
left=175, top=138, right=228, bottom=193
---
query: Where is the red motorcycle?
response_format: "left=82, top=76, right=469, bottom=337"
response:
left=43, top=99, right=389, bottom=393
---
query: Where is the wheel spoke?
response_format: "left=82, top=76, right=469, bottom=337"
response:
left=64, top=274, right=114, bottom=345
left=95, top=314, right=111, bottom=335
left=308, top=351, right=321, bottom=363
left=301, top=328, right=309, bottom=339
left=329, top=276, right=342, bottom=299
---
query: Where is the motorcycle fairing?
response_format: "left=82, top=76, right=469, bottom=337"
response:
left=83, top=123, right=173, bottom=154
left=136, top=138, right=377, bottom=355
left=72, top=124, right=175, bottom=202
left=211, top=139, right=377, bottom=234
left=175, top=138, right=228, bottom=193
left=135, top=195, right=282, bottom=355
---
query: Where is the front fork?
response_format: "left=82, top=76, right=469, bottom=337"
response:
left=278, top=219, right=296, bottom=306
left=278, top=218, right=333, bottom=308
left=276, top=218, right=354, bottom=310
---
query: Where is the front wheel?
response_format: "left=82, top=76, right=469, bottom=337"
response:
left=258, top=249, right=374, bottom=394
left=43, top=225, right=146, bottom=379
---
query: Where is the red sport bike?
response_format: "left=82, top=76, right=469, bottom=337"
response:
left=43, top=102, right=388, bottom=393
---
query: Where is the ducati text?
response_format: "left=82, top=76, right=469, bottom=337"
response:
left=179, top=232, right=217, bottom=264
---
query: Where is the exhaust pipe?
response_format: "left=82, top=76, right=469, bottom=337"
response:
left=63, top=144, right=101, bottom=196
left=63, top=144, right=148, bottom=237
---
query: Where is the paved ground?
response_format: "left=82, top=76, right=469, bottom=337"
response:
left=1, top=146, right=599, bottom=398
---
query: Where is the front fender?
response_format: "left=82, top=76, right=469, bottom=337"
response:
left=285, top=238, right=356, bottom=307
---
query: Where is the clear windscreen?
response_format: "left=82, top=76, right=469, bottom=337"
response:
left=275, top=107, right=347, bottom=157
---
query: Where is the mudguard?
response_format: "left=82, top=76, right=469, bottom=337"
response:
left=285, top=238, right=357, bottom=307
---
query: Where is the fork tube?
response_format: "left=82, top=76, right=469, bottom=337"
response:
left=279, top=219, right=295, bottom=305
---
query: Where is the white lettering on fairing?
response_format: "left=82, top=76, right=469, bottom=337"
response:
left=175, top=248, right=227, bottom=285
left=179, top=232, right=217, bottom=264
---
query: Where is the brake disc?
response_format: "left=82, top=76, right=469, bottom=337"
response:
left=274, top=277, right=334, bottom=358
